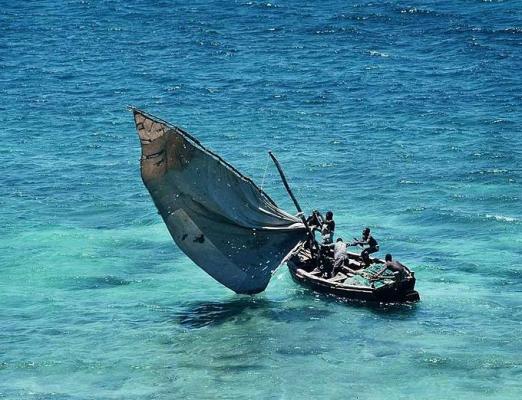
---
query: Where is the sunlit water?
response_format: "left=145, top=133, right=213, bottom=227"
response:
left=1, top=1, right=521, bottom=399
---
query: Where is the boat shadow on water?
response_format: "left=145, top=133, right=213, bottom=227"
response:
left=175, top=298, right=269, bottom=329
left=174, top=291, right=416, bottom=329
left=175, top=296, right=338, bottom=329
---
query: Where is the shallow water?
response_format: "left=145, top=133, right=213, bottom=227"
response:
left=1, top=1, right=521, bottom=399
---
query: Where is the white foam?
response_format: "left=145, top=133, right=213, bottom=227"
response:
left=369, top=50, right=389, bottom=58
left=485, top=214, right=518, bottom=223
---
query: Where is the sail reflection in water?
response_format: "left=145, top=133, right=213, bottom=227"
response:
left=132, top=109, right=306, bottom=294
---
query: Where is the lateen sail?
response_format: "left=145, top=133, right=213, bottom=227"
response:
left=132, top=109, right=306, bottom=294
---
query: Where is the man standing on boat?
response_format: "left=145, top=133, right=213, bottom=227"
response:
left=353, top=227, right=379, bottom=266
left=321, top=211, right=335, bottom=244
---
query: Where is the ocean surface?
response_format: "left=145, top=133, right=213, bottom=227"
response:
left=1, top=0, right=521, bottom=398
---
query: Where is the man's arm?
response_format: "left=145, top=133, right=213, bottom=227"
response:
left=359, top=236, right=370, bottom=245
left=351, top=237, right=366, bottom=246
left=371, top=265, right=388, bottom=279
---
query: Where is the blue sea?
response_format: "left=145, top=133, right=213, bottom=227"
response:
left=1, top=0, right=521, bottom=398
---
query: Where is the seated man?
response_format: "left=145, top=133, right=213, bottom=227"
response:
left=353, top=227, right=379, bottom=266
left=310, top=250, right=334, bottom=278
left=372, top=254, right=411, bottom=284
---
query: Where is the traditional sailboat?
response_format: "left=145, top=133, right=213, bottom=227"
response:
left=286, top=245, right=420, bottom=302
left=131, top=108, right=419, bottom=302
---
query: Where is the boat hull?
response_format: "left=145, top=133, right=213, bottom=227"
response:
left=286, top=243, right=420, bottom=303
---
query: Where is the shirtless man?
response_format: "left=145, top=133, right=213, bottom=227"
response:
left=353, top=227, right=379, bottom=266
left=321, top=211, right=335, bottom=244
left=306, top=210, right=323, bottom=231
left=372, top=254, right=411, bottom=283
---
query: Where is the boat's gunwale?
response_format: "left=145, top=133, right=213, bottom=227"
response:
left=295, top=268, right=377, bottom=292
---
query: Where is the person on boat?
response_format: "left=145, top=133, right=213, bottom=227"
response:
left=352, top=227, right=379, bottom=267
left=331, top=237, right=348, bottom=278
left=320, top=211, right=335, bottom=244
left=306, top=210, right=323, bottom=230
left=372, top=254, right=411, bottom=283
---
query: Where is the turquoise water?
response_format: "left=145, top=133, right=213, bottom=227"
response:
left=1, top=1, right=521, bottom=398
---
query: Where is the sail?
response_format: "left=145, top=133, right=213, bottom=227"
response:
left=132, top=108, right=306, bottom=294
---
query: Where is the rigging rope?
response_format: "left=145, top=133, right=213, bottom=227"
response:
left=260, top=153, right=270, bottom=191
left=295, top=180, right=313, bottom=213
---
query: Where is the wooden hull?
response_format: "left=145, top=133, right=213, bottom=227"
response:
left=286, top=243, right=420, bottom=303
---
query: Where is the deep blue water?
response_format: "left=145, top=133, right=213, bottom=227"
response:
left=1, top=1, right=521, bottom=398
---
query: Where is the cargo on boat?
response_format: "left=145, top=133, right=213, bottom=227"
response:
left=286, top=242, right=420, bottom=303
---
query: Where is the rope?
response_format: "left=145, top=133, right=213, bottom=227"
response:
left=298, top=184, right=313, bottom=213
left=260, top=154, right=270, bottom=191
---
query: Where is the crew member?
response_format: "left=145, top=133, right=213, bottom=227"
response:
left=353, top=227, right=379, bottom=267
left=331, top=237, right=348, bottom=278
left=306, top=210, right=324, bottom=238
left=321, top=211, right=335, bottom=244
left=372, top=254, right=411, bottom=284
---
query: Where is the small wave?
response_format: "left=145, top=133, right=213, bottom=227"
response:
left=166, top=85, right=182, bottom=92
left=309, top=161, right=335, bottom=168
left=314, top=28, right=336, bottom=35
left=423, top=356, right=449, bottom=366
left=470, top=152, right=510, bottom=160
left=311, top=26, right=358, bottom=35
left=470, top=168, right=510, bottom=175
left=399, top=7, right=437, bottom=16
left=335, top=13, right=391, bottom=23
left=490, top=119, right=512, bottom=125
left=424, top=209, right=520, bottom=225
left=404, top=206, right=426, bottom=213
left=451, top=25, right=522, bottom=36
left=506, top=27, right=522, bottom=34
left=276, top=346, right=328, bottom=357
left=484, top=214, right=518, bottom=223
left=245, top=1, right=278, bottom=9
left=68, top=275, right=133, bottom=290
left=368, top=50, right=389, bottom=58
left=451, top=193, right=520, bottom=203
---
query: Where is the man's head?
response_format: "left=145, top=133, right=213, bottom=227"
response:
left=336, top=237, right=343, bottom=242
left=326, top=211, right=333, bottom=220
left=385, top=254, right=392, bottom=262
left=363, top=227, right=370, bottom=236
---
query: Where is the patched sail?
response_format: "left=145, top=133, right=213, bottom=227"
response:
left=132, top=109, right=306, bottom=294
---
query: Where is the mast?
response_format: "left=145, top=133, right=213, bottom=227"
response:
left=268, top=151, right=317, bottom=249
left=268, top=151, right=304, bottom=213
